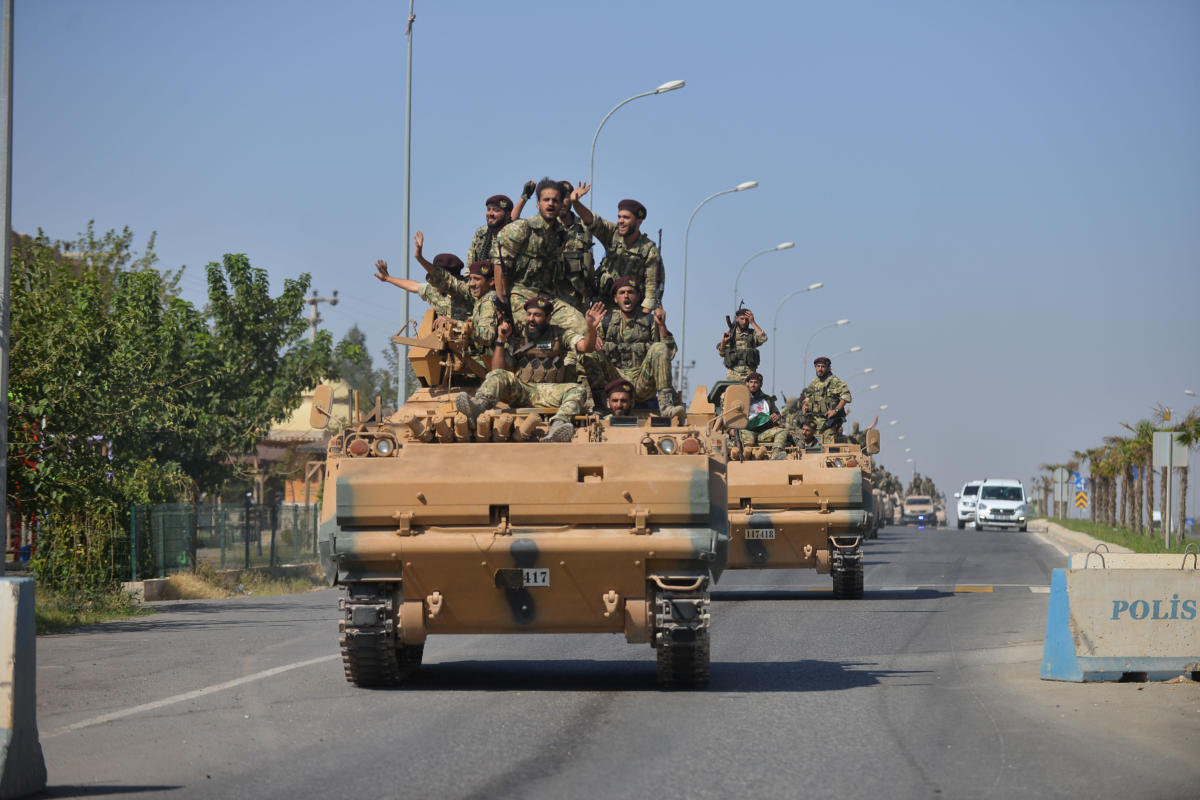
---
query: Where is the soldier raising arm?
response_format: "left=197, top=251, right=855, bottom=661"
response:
left=568, top=182, right=662, bottom=312
left=375, top=240, right=471, bottom=321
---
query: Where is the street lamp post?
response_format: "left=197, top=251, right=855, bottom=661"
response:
left=588, top=80, right=685, bottom=211
left=770, top=282, right=824, bottom=393
left=801, top=319, right=850, bottom=385
left=679, top=180, right=758, bottom=392
left=732, top=241, right=794, bottom=312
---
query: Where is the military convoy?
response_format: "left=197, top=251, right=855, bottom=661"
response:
left=311, top=312, right=747, bottom=689
left=687, top=382, right=879, bottom=599
left=311, top=311, right=882, bottom=690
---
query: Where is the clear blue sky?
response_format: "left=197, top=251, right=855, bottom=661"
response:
left=12, top=0, right=1200, bottom=504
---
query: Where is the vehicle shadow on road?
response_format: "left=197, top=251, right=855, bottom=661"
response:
left=43, top=784, right=182, bottom=797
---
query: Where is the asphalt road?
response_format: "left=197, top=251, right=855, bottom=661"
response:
left=38, top=526, right=1199, bottom=799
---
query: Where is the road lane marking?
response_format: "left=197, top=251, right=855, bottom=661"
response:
left=953, top=585, right=994, bottom=593
left=43, top=653, right=339, bottom=738
left=1029, top=586, right=1050, bottom=593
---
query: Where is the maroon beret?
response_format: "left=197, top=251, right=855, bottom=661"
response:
left=605, top=378, right=634, bottom=397
left=617, top=199, right=646, bottom=220
left=813, top=356, right=831, bottom=367
left=524, top=295, right=553, bottom=313
left=432, top=253, right=464, bottom=275
left=485, top=195, right=513, bottom=210
left=468, top=260, right=495, bottom=279
left=611, top=276, right=641, bottom=296
left=745, top=372, right=763, bottom=382
left=558, top=180, right=574, bottom=196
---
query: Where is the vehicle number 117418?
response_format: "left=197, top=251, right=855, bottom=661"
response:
left=523, top=568, right=550, bottom=587
left=745, top=528, right=776, bottom=540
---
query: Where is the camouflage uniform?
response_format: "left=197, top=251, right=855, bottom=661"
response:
left=738, top=390, right=789, bottom=454
left=717, top=327, right=768, bottom=381
left=588, top=215, right=663, bottom=312
left=477, top=323, right=585, bottom=425
left=582, top=310, right=676, bottom=404
left=803, top=373, right=852, bottom=442
left=495, top=215, right=586, bottom=337
left=416, top=281, right=473, bottom=321
left=554, top=212, right=596, bottom=309
left=425, top=270, right=499, bottom=358
left=467, top=224, right=502, bottom=267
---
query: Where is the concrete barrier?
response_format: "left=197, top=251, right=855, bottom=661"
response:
left=1041, top=549, right=1200, bottom=682
left=0, top=578, right=47, bottom=798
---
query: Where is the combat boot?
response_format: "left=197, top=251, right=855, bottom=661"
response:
left=541, top=419, right=575, bottom=442
left=656, top=388, right=685, bottom=423
left=455, top=392, right=495, bottom=424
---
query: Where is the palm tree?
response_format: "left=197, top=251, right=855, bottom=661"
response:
left=1175, top=409, right=1199, bottom=540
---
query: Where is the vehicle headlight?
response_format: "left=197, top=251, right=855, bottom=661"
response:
left=658, top=436, right=677, bottom=454
left=977, top=503, right=988, bottom=512
left=373, top=438, right=394, bottom=456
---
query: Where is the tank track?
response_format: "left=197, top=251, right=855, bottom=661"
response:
left=830, top=543, right=864, bottom=600
left=653, top=580, right=712, bottom=689
left=339, top=582, right=423, bottom=687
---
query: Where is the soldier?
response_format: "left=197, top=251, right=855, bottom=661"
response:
left=583, top=277, right=684, bottom=419
left=718, top=307, right=767, bottom=381
left=568, top=182, right=662, bottom=312
left=797, top=418, right=821, bottom=451
left=802, top=356, right=852, bottom=442
left=374, top=246, right=471, bottom=321
left=467, top=194, right=517, bottom=266
left=420, top=248, right=502, bottom=359
left=456, top=296, right=605, bottom=442
left=738, top=372, right=789, bottom=458
left=602, top=378, right=634, bottom=417
left=493, top=178, right=587, bottom=337
left=554, top=180, right=596, bottom=310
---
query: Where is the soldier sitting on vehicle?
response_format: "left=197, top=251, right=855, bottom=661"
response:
left=601, top=378, right=634, bottom=417
left=739, top=372, right=789, bottom=458
left=416, top=235, right=501, bottom=358
left=802, top=356, right=852, bottom=442
left=375, top=246, right=471, bottom=322
left=718, top=307, right=767, bottom=381
left=567, top=182, right=663, bottom=312
left=581, top=277, right=685, bottom=420
left=797, top=418, right=822, bottom=451
left=456, top=296, right=605, bottom=442
left=467, top=192, right=529, bottom=266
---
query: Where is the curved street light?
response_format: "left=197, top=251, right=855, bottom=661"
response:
left=588, top=80, right=685, bottom=211
left=769, top=282, right=824, bottom=393
left=801, top=319, right=850, bottom=385
left=833, top=345, right=863, bottom=358
left=679, top=180, right=758, bottom=389
left=879, top=404, right=888, bottom=410
left=732, top=241, right=795, bottom=312
left=1187, top=389, right=1197, bottom=397
left=868, top=384, right=880, bottom=391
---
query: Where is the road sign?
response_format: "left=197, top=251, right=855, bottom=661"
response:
left=1074, top=491, right=1088, bottom=509
left=1053, top=468, right=1071, bottom=503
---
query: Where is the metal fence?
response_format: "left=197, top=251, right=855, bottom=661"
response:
left=130, top=503, right=320, bottom=580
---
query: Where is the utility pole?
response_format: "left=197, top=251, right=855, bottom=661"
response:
left=400, top=1, right=416, bottom=399
left=305, top=289, right=338, bottom=342
left=0, top=0, right=14, bottom=575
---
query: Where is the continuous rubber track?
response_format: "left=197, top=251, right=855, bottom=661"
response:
left=656, top=630, right=711, bottom=689
left=832, top=562, right=864, bottom=599
left=339, top=584, right=423, bottom=687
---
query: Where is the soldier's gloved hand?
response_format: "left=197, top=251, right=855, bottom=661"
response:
left=521, top=180, right=536, bottom=200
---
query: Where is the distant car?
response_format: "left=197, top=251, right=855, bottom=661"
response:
left=975, top=478, right=1029, bottom=532
left=901, top=495, right=937, bottom=527
left=955, top=480, right=983, bottom=529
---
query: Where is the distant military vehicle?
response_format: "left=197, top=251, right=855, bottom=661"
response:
left=687, top=382, right=878, bottom=599
left=901, top=495, right=937, bottom=526
left=311, top=312, right=744, bottom=689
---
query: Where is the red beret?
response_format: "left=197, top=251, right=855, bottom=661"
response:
left=813, top=356, right=831, bottom=366
left=432, top=253, right=464, bottom=275
left=468, top=260, right=495, bottom=279
left=524, top=295, right=553, bottom=313
left=617, top=199, right=646, bottom=220
left=486, top=195, right=513, bottom=210
left=605, top=378, right=634, bottom=397
left=745, top=372, right=763, bottom=382
left=611, top=276, right=641, bottom=296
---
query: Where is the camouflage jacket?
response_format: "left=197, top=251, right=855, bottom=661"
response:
left=803, top=373, right=852, bottom=416
left=426, top=270, right=499, bottom=357
left=596, top=309, right=674, bottom=370
left=588, top=215, right=662, bottom=311
left=554, top=212, right=596, bottom=309
left=504, top=323, right=584, bottom=383
left=495, top=214, right=567, bottom=295
left=467, top=223, right=504, bottom=267
left=717, top=326, right=767, bottom=370
left=417, top=280, right=473, bottom=321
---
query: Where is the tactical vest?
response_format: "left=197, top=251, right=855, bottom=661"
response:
left=723, top=343, right=760, bottom=370
left=505, top=219, right=567, bottom=292
left=600, top=311, right=654, bottom=369
left=597, top=243, right=651, bottom=300
left=556, top=218, right=595, bottom=306
left=511, top=325, right=574, bottom=384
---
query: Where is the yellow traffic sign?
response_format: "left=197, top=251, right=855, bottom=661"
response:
left=1074, top=490, right=1088, bottom=509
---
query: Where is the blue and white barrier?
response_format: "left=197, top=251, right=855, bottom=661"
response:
left=1041, top=549, right=1200, bottom=682
left=0, top=578, right=47, bottom=798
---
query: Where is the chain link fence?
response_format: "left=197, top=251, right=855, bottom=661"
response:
left=130, top=503, right=320, bottom=580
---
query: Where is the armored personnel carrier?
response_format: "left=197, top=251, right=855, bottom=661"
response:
left=311, top=312, right=744, bottom=689
left=687, top=382, right=878, bottom=599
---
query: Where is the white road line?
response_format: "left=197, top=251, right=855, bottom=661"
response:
left=1029, top=586, right=1050, bottom=593
left=43, top=653, right=339, bottom=738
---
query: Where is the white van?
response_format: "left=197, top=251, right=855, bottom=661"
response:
left=975, top=478, right=1028, bottom=532
left=954, top=480, right=983, bottom=529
